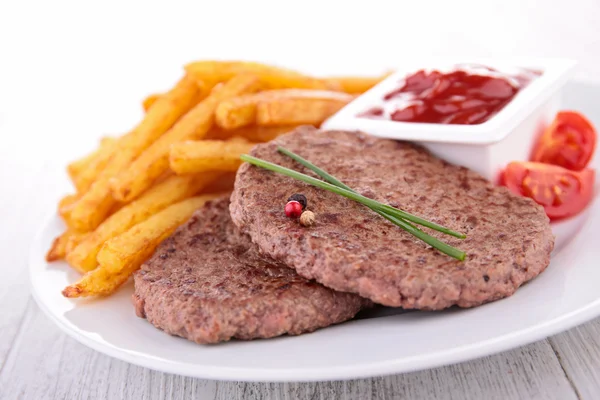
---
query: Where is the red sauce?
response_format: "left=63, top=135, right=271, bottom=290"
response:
left=359, top=66, right=539, bottom=125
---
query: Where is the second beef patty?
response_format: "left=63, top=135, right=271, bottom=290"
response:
left=133, top=197, right=368, bottom=344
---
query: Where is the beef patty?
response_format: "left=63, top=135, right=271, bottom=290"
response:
left=133, top=197, right=368, bottom=344
left=230, top=127, right=554, bottom=310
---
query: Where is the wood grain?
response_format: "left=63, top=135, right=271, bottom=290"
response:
left=550, top=319, right=600, bottom=399
left=0, top=300, right=581, bottom=400
left=0, top=163, right=54, bottom=373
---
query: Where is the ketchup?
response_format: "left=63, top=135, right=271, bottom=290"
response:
left=359, top=66, right=537, bottom=125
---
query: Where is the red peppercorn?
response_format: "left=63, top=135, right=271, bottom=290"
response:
left=285, top=201, right=303, bottom=218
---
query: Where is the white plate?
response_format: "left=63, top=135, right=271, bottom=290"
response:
left=30, top=82, right=600, bottom=382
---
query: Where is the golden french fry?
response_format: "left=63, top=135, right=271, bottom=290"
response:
left=185, top=61, right=333, bottom=90
left=46, top=231, right=71, bottom=262
left=256, top=95, right=353, bottom=126
left=61, top=262, right=137, bottom=298
left=68, top=137, right=118, bottom=193
left=214, top=95, right=257, bottom=129
left=58, top=193, right=81, bottom=230
left=69, top=75, right=205, bottom=232
left=66, top=172, right=221, bottom=272
left=110, top=73, right=261, bottom=203
left=215, top=89, right=352, bottom=130
left=46, top=229, right=87, bottom=266
left=58, top=194, right=79, bottom=218
left=324, top=74, right=389, bottom=94
left=236, top=125, right=295, bottom=142
left=170, top=138, right=256, bottom=175
left=65, top=232, right=89, bottom=256
left=142, top=93, right=161, bottom=112
left=100, top=194, right=222, bottom=273
left=62, top=194, right=222, bottom=298
left=67, top=136, right=115, bottom=178
left=208, top=125, right=296, bottom=142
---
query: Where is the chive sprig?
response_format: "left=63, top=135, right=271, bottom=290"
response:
left=240, top=147, right=466, bottom=260
left=276, top=147, right=466, bottom=260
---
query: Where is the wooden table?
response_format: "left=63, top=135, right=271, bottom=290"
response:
left=0, top=158, right=599, bottom=400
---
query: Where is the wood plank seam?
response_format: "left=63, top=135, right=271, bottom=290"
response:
left=549, top=340, right=583, bottom=400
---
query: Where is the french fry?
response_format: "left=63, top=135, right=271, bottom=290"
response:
left=185, top=60, right=336, bottom=90
left=46, top=230, right=72, bottom=262
left=110, top=73, right=261, bottom=203
left=58, top=194, right=79, bottom=218
left=100, top=194, right=222, bottom=273
left=65, top=232, right=89, bottom=256
left=215, top=89, right=352, bottom=130
left=142, top=93, right=161, bottom=112
left=68, top=137, right=117, bottom=193
left=66, top=172, right=221, bottom=272
left=58, top=193, right=81, bottom=230
left=256, top=95, right=353, bottom=126
left=46, top=229, right=87, bottom=265
left=69, top=75, right=205, bottom=232
left=214, top=95, right=258, bottom=130
left=53, top=60, right=394, bottom=299
left=62, top=194, right=222, bottom=298
left=61, top=262, right=137, bottom=298
left=323, top=74, right=389, bottom=94
left=208, top=125, right=296, bottom=142
left=170, top=138, right=255, bottom=175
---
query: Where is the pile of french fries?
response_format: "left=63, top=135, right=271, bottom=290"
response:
left=47, top=60, right=386, bottom=298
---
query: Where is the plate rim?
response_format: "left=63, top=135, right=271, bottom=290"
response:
left=29, top=210, right=600, bottom=382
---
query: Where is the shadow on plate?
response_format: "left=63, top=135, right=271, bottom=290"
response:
left=354, top=305, right=413, bottom=320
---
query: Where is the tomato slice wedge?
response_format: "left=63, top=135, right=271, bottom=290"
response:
left=502, top=162, right=595, bottom=220
left=532, top=111, right=597, bottom=171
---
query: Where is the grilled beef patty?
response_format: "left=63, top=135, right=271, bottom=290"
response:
left=133, top=197, right=368, bottom=344
left=230, top=127, right=554, bottom=310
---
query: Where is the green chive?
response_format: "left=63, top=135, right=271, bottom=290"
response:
left=375, top=209, right=465, bottom=261
left=277, top=146, right=465, bottom=239
left=240, top=153, right=466, bottom=260
left=276, top=146, right=466, bottom=260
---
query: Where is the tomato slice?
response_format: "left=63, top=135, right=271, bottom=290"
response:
left=532, top=111, right=597, bottom=171
left=502, top=162, right=595, bottom=220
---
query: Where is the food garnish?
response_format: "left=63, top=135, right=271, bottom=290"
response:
left=502, top=110, right=596, bottom=219
left=531, top=111, right=597, bottom=171
left=287, top=193, right=307, bottom=210
left=285, top=200, right=303, bottom=218
left=240, top=148, right=466, bottom=260
left=299, top=210, right=316, bottom=227
left=502, top=161, right=595, bottom=220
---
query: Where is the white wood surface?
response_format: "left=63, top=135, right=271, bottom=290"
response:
left=0, top=161, right=598, bottom=400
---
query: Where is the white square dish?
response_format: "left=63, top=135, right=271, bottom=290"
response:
left=322, top=58, right=576, bottom=180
